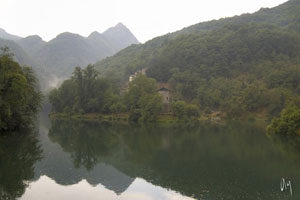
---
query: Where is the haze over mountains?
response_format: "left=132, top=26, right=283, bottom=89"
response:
left=1, top=0, right=299, bottom=95
left=0, top=28, right=21, bottom=41
left=0, top=23, right=139, bottom=90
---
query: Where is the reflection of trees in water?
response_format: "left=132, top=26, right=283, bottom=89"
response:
left=48, top=120, right=120, bottom=170
left=48, top=119, right=300, bottom=199
left=0, top=131, right=42, bottom=200
left=268, top=134, right=300, bottom=163
left=121, top=122, right=300, bottom=199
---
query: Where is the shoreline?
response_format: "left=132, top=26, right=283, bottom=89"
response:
left=49, top=112, right=268, bottom=124
left=49, top=112, right=180, bottom=123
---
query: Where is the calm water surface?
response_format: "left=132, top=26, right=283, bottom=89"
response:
left=0, top=114, right=299, bottom=200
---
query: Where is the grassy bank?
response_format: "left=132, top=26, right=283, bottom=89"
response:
left=49, top=111, right=268, bottom=124
left=49, top=112, right=193, bottom=123
left=49, top=113, right=129, bottom=122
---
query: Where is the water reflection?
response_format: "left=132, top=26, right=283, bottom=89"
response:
left=48, top=120, right=120, bottom=170
left=0, top=130, right=42, bottom=200
left=1, top=115, right=297, bottom=199
left=33, top=119, right=300, bottom=199
left=21, top=176, right=194, bottom=200
left=268, top=133, right=300, bottom=163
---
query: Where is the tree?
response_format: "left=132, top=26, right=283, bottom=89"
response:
left=48, top=88, right=61, bottom=112
left=125, top=75, right=162, bottom=122
left=139, top=94, right=163, bottom=122
left=172, top=101, right=186, bottom=120
left=94, top=22, right=300, bottom=119
left=185, top=104, right=200, bottom=118
left=0, top=48, right=42, bottom=131
left=172, top=101, right=199, bottom=120
left=49, top=64, right=122, bottom=115
left=267, top=104, right=300, bottom=136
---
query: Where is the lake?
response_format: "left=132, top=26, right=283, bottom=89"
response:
left=0, top=114, right=299, bottom=200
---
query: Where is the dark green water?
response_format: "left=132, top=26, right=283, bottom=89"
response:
left=0, top=114, right=299, bottom=200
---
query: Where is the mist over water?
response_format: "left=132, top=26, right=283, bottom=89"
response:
left=45, top=75, right=65, bottom=90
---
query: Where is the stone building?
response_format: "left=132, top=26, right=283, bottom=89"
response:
left=128, top=69, right=172, bottom=112
left=129, top=68, right=147, bottom=82
left=157, top=83, right=172, bottom=112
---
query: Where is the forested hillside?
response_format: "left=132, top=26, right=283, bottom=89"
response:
left=173, top=0, right=300, bottom=36
left=94, top=0, right=300, bottom=118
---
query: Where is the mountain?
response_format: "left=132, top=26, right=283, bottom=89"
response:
left=0, top=37, right=56, bottom=91
left=95, top=0, right=300, bottom=79
left=0, top=38, right=36, bottom=67
left=94, top=0, right=300, bottom=118
left=102, top=23, right=140, bottom=51
left=95, top=0, right=300, bottom=81
left=172, top=0, right=300, bottom=36
left=16, top=23, right=139, bottom=80
left=87, top=31, right=115, bottom=56
left=18, top=35, right=46, bottom=56
left=34, top=32, right=101, bottom=78
left=0, top=23, right=139, bottom=90
left=0, top=28, right=21, bottom=41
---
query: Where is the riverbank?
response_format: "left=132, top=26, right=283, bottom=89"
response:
left=49, top=112, right=178, bottom=123
left=49, top=111, right=269, bottom=124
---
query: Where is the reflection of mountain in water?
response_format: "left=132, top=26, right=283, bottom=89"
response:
left=33, top=114, right=134, bottom=195
left=35, top=114, right=300, bottom=200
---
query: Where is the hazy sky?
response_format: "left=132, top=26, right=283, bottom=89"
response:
left=0, top=0, right=288, bottom=43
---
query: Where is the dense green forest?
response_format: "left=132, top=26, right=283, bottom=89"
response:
left=89, top=0, right=300, bottom=120
left=95, top=0, right=300, bottom=79
left=49, top=65, right=164, bottom=122
left=146, top=24, right=300, bottom=118
left=0, top=48, right=42, bottom=132
left=49, top=65, right=117, bottom=114
left=50, top=0, right=300, bottom=125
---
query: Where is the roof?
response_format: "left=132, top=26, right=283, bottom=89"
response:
left=158, top=88, right=170, bottom=92
left=157, top=83, right=171, bottom=91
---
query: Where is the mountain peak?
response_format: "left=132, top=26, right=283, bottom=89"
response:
left=55, top=32, right=83, bottom=40
left=104, top=22, right=130, bottom=34
left=115, top=22, right=126, bottom=28
left=24, top=35, right=43, bottom=42
left=0, top=28, right=21, bottom=41
left=102, top=23, right=139, bottom=47
left=88, top=31, right=102, bottom=38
